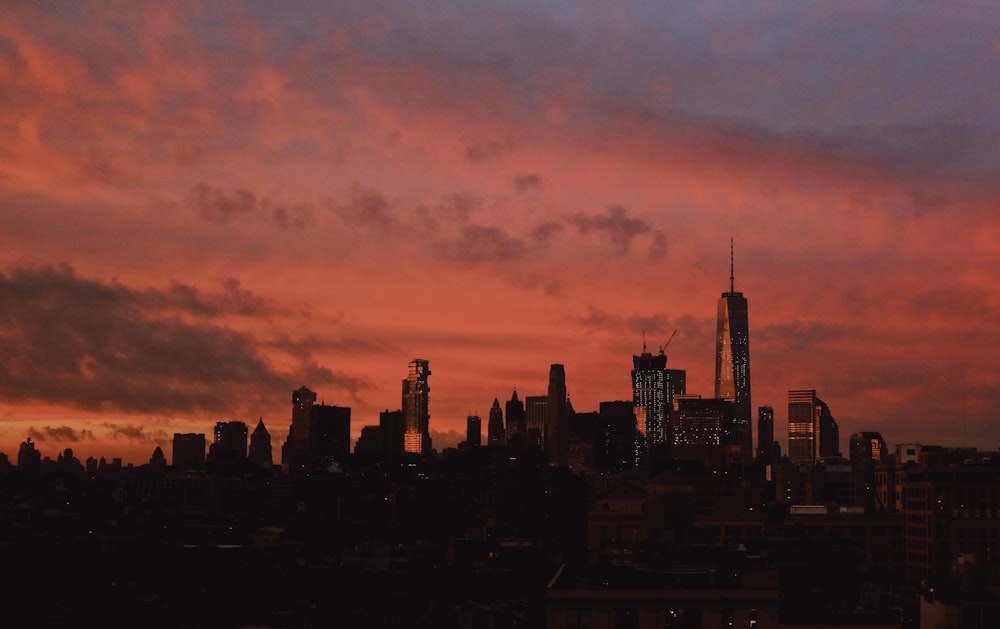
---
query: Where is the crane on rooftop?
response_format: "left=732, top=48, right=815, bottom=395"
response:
left=659, top=329, right=678, bottom=355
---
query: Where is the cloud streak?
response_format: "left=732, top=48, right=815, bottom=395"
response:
left=0, top=265, right=333, bottom=415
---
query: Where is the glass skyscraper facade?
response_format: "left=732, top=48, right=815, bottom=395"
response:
left=402, top=358, right=431, bottom=455
left=715, top=246, right=751, bottom=465
left=787, top=389, right=838, bottom=463
left=632, top=348, right=667, bottom=459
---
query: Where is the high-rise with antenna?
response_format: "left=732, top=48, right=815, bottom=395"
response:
left=715, top=239, right=752, bottom=468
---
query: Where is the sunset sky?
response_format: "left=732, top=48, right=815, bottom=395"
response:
left=2, top=2, right=999, bottom=464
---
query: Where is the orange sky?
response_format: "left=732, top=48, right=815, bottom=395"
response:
left=2, top=2, right=999, bottom=464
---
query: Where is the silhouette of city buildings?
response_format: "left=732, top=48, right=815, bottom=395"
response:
left=6, top=259, right=1000, bottom=628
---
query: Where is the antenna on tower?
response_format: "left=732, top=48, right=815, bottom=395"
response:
left=730, top=237, right=735, bottom=293
left=642, top=330, right=647, bottom=353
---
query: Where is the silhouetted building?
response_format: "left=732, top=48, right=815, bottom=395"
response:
left=248, top=418, right=272, bottom=467
left=505, top=389, right=526, bottom=444
left=715, top=241, right=751, bottom=467
left=172, top=433, right=206, bottom=472
left=596, top=401, right=638, bottom=470
left=525, top=395, right=547, bottom=450
left=901, top=453, right=1000, bottom=589
left=850, top=431, right=886, bottom=512
left=310, top=404, right=351, bottom=470
left=670, top=396, right=734, bottom=469
left=632, top=345, right=667, bottom=457
left=464, top=415, right=480, bottom=447
left=664, top=368, right=686, bottom=411
left=379, top=409, right=406, bottom=465
left=289, top=386, right=315, bottom=448
left=148, top=446, right=167, bottom=471
left=757, top=405, right=777, bottom=463
left=283, top=386, right=316, bottom=466
left=487, top=398, right=505, bottom=446
left=354, top=425, right=383, bottom=458
left=402, top=359, right=431, bottom=455
left=208, top=420, right=248, bottom=470
left=17, top=437, right=41, bottom=475
left=546, top=364, right=569, bottom=466
left=788, top=389, right=838, bottom=463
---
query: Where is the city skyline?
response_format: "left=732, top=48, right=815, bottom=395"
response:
left=2, top=3, right=1000, bottom=463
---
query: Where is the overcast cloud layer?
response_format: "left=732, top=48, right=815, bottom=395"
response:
left=1, top=2, right=999, bottom=462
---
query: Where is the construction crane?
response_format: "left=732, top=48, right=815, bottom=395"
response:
left=659, top=329, right=678, bottom=354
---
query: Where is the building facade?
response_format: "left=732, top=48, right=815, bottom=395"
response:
left=787, top=389, right=839, bottom=463
left=714, top=244, right=751, bottom=465
left=487, top=398, right=505, bottom=446
left=402, top=359, right=431, bottom=455
left=546, top=364, right=569, bottom=466
left=632, top=348, right=667, bottom=456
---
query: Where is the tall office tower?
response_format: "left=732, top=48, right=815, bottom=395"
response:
left=546, top=364, right=569, bottom=466
left=466, top=415, right=482, bottom=447
left=505, top=389, right=526, bottom=443
left=787, top=389, right=839, bottom=463
left=402, top=359, right=431, bottom=455
left=488, top=398, right=505, bottom=446
left=715, top=242, right=752, bottom=464
left=172, top=433, right=206, bottom=472
left=632, top=346, right=667, bottom=455
left=289, top=386, right=316, bottom=447
left=282, top=386, right=316, bottom=467
left=310, top=404, right=351, bottom=468
left=379, top=409, right=406, bottom=464
left=524, top=395, right=547, bottom=449
left=248, top=418, right=273, bottom=466
left=757, top=406, right=775, bottom=462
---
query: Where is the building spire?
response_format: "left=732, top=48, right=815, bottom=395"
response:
left=729, top=237, right=735, bottom=293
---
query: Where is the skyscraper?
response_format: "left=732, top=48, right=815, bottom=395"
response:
left=310, top=404, right=351, bottom=468
left=379, top=409, right=406, bottom=466
left=289, top=386, right=316, bottom=448
left=787, top=389, right=839, bottom=463
left=248, top=418, right=272, bottom=467
left=402, top=359, right=431, bottom=455
left=715, top=241, right=751, bottom=464
left=757, top=405, right=775, bottom=463
left=632, top=345, right=667, bottom=457
left=466, top=415, right=482, bottom=447
left=524, top=394, right=547, bottom=449
left=546, top=364, right=569, bottom=466
left=488, top=398, right=505, bottom=446
left=505, top=389, right=526, bottom=444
